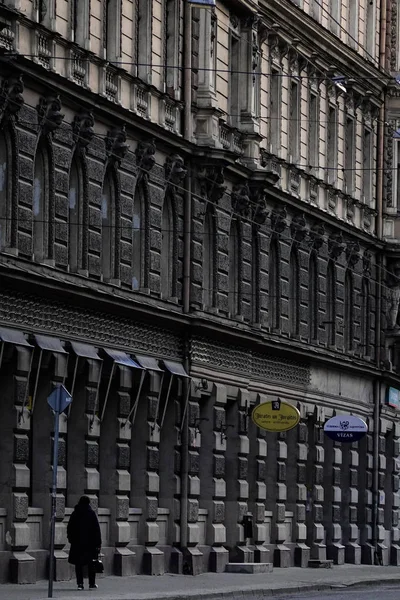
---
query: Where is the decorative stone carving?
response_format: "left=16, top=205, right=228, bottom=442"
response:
left=270, top=206, right=287, bottom=234
left=363, top=249, right=372, bottom=275
left=346, top=197, right=356, bottom=222
left=251, top=186, right=269, bottom=226
left=231, top=184, right=251, bottom=217
left=105, top=124, right=129, bottom=166
left=164, top=154, right=187, bottom=191
left=390, top=0, right=398, bottom=71
left=197, top=165, right=226, bottom=204
left=136, top=138, right=156, bottom=179
left=387, top=261, right=400, bottom=330
left=328, top=232, right=345, bottom=260
left=290, top=214, right=307, bottom=244
left=37, top=95, right=65, bottom=136
left=72, top=111, right=95, bottom=150
left=309, top=223, right=325, bottom=252
left=345, top=241, right=360, bottom=268
left=385, top=121, right=395, bottom=208
left=0, top=75, right=24, bottom=124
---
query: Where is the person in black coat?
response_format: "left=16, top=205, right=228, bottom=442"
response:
left=67, top=496, right=102, bottom=590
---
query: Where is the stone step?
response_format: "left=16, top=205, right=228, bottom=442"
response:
left=308, top=559, right=334, bottom=568
left=225, top=562, right=273, bottom=574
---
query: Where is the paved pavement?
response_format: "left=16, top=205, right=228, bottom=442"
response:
left=3, top=565, right=400, bottom=600
left=285, top=586, right=400, bottom=599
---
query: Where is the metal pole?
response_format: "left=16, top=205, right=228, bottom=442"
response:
left=48, top=387, right=60, bottom=598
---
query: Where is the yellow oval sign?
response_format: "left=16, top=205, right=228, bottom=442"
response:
left=251, top=400, right=300, bottom=432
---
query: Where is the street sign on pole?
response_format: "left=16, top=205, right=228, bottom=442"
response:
left=47, top=385, right=72, bottom=599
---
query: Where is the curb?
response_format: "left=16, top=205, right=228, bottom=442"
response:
left=41, top=575, right=400, bottom=600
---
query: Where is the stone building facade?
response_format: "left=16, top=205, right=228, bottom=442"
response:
left=0, top=0, right=398, bottom=584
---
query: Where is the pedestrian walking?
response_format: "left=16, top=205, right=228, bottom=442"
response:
left=67, top=495, right=102, bottom=591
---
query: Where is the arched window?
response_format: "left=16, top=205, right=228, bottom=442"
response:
left=161, top=195, right=173, bottom=298
left=344, top=269, right=354, bottom=351
left=101, top=169, right=116, bottom=280
left=132, top=185, right=142, bottom=290
left=228, top=218, right=239, bottom=315
left=326, top=260, right=336, bottom=346
left=68, top=155, right=82, bottom=272
left=33, top=141, right=50, bottom=262
left=289, top=248, right=300, bottom=336
left=203, top=206, right=216, bottom=308
left=361, top=277, right=370, bottom=357
left=308, top=252, right=319, bottom=341
left=0, top=131, right=10, bottom=251
left=252, top=227, right=260, bottom=323
left=269, top=238, right=280, bottom=330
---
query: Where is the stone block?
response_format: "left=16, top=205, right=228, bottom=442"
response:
left=187, top=523, right=200, bottom=545
left=85, top=441, right=99, bottom=467
left=13, top=464, right=30, bottom=489
left=333, top=448, right=342, bottom=465
left=114, top=547, right=136, bottom=576
left=117, top=444, right=130, bottom=469
left=294, top=543, right=310, bottom=567
left=327, top=542, right=345, bottom=565
left=257, top=459, right=266, bottom=481
left=297, top=504, right=306, bottom=522
left=238, top=457, right=248, bottom=480
left=332, top=523, right=342, bottom=541
left=313, top=522, right=325, bottom=542
left=277, top=462, right=286, bottom=481
left=189, top=475, right=200, bottom=496
left=257, top=439, right=267, bottom=457
left=350, top=450, right=359, bottom=467
left=13, top=493, right=29, bottom=521
left=225, top=562, right=273, bottom=573
left=297, top=484, right=307, bottom=502
left=254, top=523, right=267, bottom=544
left=145, top=471, right=159, bottom=494
left=210, top=546, right=229, bottom=572
left=296, top=522, right=307, bottom=541
left=276, top=523, right=287, bottom=543
left=9, top=552, right=36, bottom=584
left=239, top=480, right=249, bottom=499
left=313, top=485, right=324, bottom=502
left=213, top=477, right=226, bottom=498
left=276, top=504, right=285, bottom=522
left=214, top=407, right=226, bottom=429
left=232, top=545, right=254, bottom=563
left=146, top=521, right=159, bottom=545
left=239, top=435, right=250, bottom=455
left=213, top=432, right=227, bottom=452
left=394, top=493, right=400, bottom=508
left=188, top=499, right=199, bottom=522
left=213, top=454, right=225, bottom=477
left=143, top=547, right=164, bottom=576
left=85, top=468, right=100, bottom=491
left=56, top=467, right=67, bottom=490
left=277, top=483, right=287, bottom=501
left=391, top=544, right=400, bottom=565
left=315, top=465, right=324, bottom=484
left=54, top=522, right=67, bottom=547
left=298, top=463, right=306, bottom=483
left=53, top=551, right=70, bottom=581
left=211, top=523, right=226, bottom=545
left=256, top=482, right=266, bottom=500
left=146, top=497, right=158, bottom=520
left=14, top=435, right=29, bottom=463
left=274, top=544, right=291, bottom=568
left=147, top=446, right=159, bottom=471
left=116, top=496, right=129, bottom=520
left=277, top=441, right=287, bottom=459
left=116, top=470, right=131, bottom=492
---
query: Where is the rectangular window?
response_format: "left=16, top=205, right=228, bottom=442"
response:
left=229, top=34, right=240, bottom=128
left=366, top=0, right=376, bottom=59
left=270, top=70, right=281, bottom=155
left=327, top=105, right=337, bottom=184
left=72, top=0, right=90, bottom=48
left=311, top=1, right=320, bottom=20
left=309, top=93, right=319, bottom=170
left=104, top=0, right=122, bottom=62
left=348, top=2, right=359, bottom=49
left=363, top=129, right=372, bottom=204
left=165, top=0, right=181, bottom=96
left=345, top=118, right=355, bottom=195
left=289, top=81, right=300, bottom=163
left=137, top=0, right=152, bottom=82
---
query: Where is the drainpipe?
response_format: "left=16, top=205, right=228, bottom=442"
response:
left=180, top=0, right=193, bottom=563
left=372, top=0, right=387, bottom=562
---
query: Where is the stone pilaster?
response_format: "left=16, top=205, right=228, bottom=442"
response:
left=143, top=372, right=164, bottom=575
left=253, top=431, right=270, bottom=563
left=345, top=444, right=361, bottom=564
left=274, top=433, right=290, bottom=567
left=391, top=423, right=400, bottom=565
left=361, top=430, right=374, bottom=564
left=327, top=442, right=344, bottom=564
left=309, top=419, right=327, bottom=561
left=294, top=421, right=310, bottom=567
left=377, top=433, right=389, bottom=564
left=209, top=384, right=229, bottom=571
left=113, top=367, right=135, bottom=575
left=9, top=345, right=35, bottom=584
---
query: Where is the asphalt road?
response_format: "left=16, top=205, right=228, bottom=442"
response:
left=283, top=585, right=400, bottom=599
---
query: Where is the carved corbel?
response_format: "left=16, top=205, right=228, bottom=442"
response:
left=197, top=165, right=227, bottom=204
left=363, top=249, right=372, bottom=275
left=231, top=183, right=251, bottom=217
left=105, top=124, right=129, bottom=166
left=164, top=153, right=187, bottom=196
left=135, top=138, right=156, bottom=181
left=290, top=213, right=307, bottom=244
left=345, top=240, right=360, bottom=268
left=309, top=222, right=325, bottom=252
left=270, top=205, right=287, bottom=234
left=250, top=185, right=269, bottom=226
left=72, top=110, right=95, bottom=150
left=328, top=232, right=345, bottom=260
left=0, top=75, right=24, bottom=126
left=37, top=94, right=65, bottom=136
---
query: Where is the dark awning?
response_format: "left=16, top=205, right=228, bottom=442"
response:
left=0, top=327, right=32, bottom=347
left=35, top=334, right=67, bottom=353
left=104, top=349, right=142, bottom=368
left=163, top=360, right=189, bottom=378
left=135, top=355, right=163, bottom=372
left=71, top=341, right=101, bottom=360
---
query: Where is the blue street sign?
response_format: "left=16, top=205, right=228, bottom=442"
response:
left=187, top=0, right=215, bottom=5
left=47, top=385, right=72, bottom=414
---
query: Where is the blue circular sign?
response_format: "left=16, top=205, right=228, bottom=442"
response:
left=324, top=415, right=368, bottom=443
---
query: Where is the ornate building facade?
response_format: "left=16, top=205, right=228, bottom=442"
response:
left=0, top=0, right=398, bottom=583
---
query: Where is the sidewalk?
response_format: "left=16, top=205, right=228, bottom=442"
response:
left=3, top=565, right=400, bottom=600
